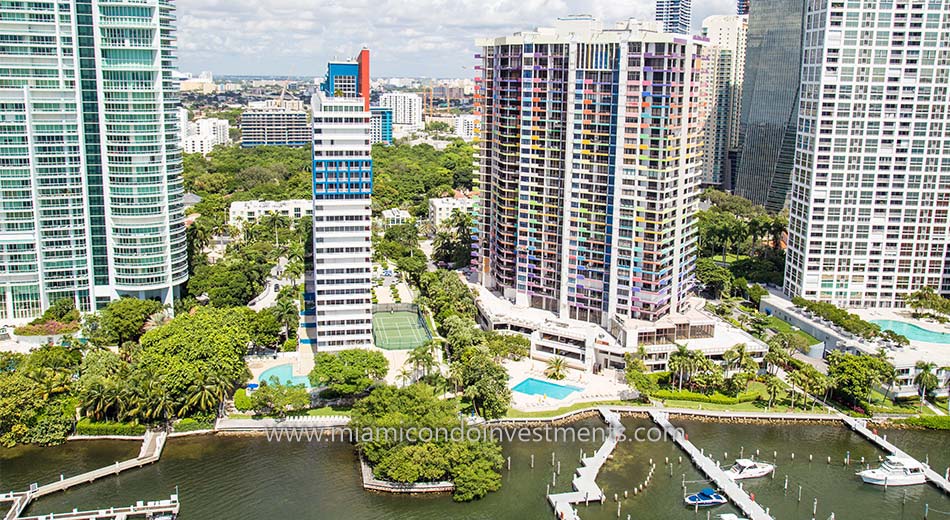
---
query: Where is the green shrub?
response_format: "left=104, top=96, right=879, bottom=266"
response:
left=174, top=418, right=214, bottom=432
left=233, top=388, right=253, bottom=411
left=281, top=338, right=297, bottom=352
left=653, top=389, right=759, bottom=405
left=895, top=416, right=950, bottom=430
left=75, top=418, right=146, bottom=436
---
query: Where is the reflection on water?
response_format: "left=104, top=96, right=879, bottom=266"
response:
left=6, top=418, right=948, bottom=520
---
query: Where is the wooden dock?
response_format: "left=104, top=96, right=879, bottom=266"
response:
left=546, top=408, right=625, bottom=520
left=3, top=431, right=168, bottom=520
left=649, top=411, right=773, bottom=520
left=841, top=415, right=950, bottom=494
left=16, top=495, right=179, bottom=520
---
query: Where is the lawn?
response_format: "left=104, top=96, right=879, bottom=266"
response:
left=765, top=315, right=821, bottom=346
left=504, top=400, right=631, bottom=419
left=655, top=381, right=827, bottom=414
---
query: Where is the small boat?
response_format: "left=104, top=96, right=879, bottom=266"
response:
left=718, top=515, right=749, bottom=520
left=857, top=455, right=927, bottom=486
left=724, top=458, right=775, bottom=480
left=684, top=487, right=728, bottom=507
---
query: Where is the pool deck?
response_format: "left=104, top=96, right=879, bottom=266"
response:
left=852, top=308, right=950, bottom=370
left=505, top=359, right=632, bottom=412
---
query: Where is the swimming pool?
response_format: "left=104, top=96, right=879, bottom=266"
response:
left=258, top=364, right=311, bottom=387
left=871, top=320, right=950, bottom=344
left=511, top=377, right=582, bottom=400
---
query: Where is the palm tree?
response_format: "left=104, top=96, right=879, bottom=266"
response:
left=273, top=298, right=299, bottom=341
left=764, top=344, right=788, bottom=376
left=764, top=375, right=781, bottom=408
left=396, top=367, right=413, bottom=387
left=914, top=361, right=939, bottom=413
left=408, top=341, right=439, bottom=379
left=545, top=356, right=567, bottom=381
left=668, top=343, right=691, bottom=392
left=144, top=310, right=171, bottom=331
left=788, top=369, right=809, bottom=410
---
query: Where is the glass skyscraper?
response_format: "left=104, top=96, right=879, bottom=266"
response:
left=730, top=0, right=805, bottom=211
left=0, top=0, right=186, bottom=320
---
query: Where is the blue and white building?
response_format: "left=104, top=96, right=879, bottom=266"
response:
left=655, top=0, right=691, bottom=35
left=303, top=51, right=374, bottom=350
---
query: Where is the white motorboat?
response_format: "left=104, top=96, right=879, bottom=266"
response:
left=856, top=455, right=927, bottom=486
left=718, top=515, right=749, bottom=520
left=724, top=458, right=775, bottom=480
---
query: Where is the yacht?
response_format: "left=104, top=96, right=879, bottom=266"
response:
left=724, top=458, right=775, bottom=480
left=856, top=456, right=927, bottom=486
left=684, top=488, right=728, bottom=507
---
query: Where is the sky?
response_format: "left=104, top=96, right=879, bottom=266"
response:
left=176, top=0, right=737, bottom=78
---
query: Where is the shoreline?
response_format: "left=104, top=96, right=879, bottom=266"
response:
left=52, top=408, right=941, bottom=446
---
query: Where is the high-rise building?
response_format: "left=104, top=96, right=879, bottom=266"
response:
left=322, top=50, right=371, bottom=111
left=700, top=15, right=748, bottom=187
left=785, top=2, right=950, bottom=308
left=475, top=16, right=706, bottom=326
left=737, top=0, right=750, bottom=15
left=303, top=51, right=373, bottom=350
left=730, top=0, right=805, bottom=208
left=655, top=0, right=691, bottom=35
left=0, top=0, right=187, bottom=320
left=370, top=107, right=393, bottom=144
left=184, top=118, right=231, bottom=154
left=240, top=108, right=310, bottom=148
left=379, top=92, right=423, bottom=128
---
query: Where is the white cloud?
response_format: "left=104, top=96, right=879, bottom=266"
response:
left=176, top=0, right=734, bottom=76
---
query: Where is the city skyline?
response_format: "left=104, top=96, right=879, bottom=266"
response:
left=176, top=0, right=736, bottom=77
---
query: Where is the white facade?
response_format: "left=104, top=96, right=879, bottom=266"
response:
left=228, top=200, right=312, bottom=229
left=381, top=208, right=411, bottom=228
left=785, top=2, right=950, bottom=309
left=306, top=92, right=374, bottom=350
left=0, top=0, right=186, bottom=320
left=701, top=15, right=747, bottom=186
left=454, top=114, right=479, bottom=141
left=379, top=92, right=423, bottom=128
left=184, top=118, right=231, bottom=154
left=429, top=197, right=477, bottom=230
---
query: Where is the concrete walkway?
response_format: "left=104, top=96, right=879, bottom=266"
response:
left=216, top=415, right=351, bottom=432
left=546, top=408, right=625, bottom=520
left=649, top=411, right=773, bottom=520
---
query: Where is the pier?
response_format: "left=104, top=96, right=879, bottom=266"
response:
left=16, top=495, right=179, bottom=520
left=841, top=415, right=950, bottom=494
left=649, top=410, right=773, bottom=520
left=545, top=407, right=625, bottom=520
left=2, top=431, right=168, bottom=520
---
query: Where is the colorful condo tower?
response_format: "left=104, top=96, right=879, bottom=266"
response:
left=474, top=17, right=707, bottom=328
left=303, top=50, right=374, bottom=350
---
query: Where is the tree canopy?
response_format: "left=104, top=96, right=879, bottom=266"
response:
left=349, top=384, right=504, bottom=502
left=309, top=349, right=389, bottom=396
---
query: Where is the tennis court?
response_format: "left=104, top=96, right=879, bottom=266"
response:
left=372, top=308, right=432, bottom=350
